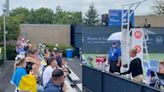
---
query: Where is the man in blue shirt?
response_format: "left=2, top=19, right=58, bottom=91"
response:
left=108, top=42, right=121, bottom=73
left=44, top=69, right=66, bottom=92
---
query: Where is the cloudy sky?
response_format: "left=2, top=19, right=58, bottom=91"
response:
left=0, top=0, right=155, bottom=16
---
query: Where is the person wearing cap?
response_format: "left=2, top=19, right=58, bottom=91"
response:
left=42, top=58, right=58, bottom=87
left=120, top=49, right=143, bottom=83
left=108, top=42, right=121, bottom=73
left=44, top=69, right=66, bottom=92
left=14, top=53, right=26, bottom=71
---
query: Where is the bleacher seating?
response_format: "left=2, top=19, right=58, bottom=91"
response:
left=66, top=65, right=80, bottom=83
left=77, top=83, right=82, bottom=91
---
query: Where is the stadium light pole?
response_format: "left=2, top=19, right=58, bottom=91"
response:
left=3, top=5, right=7, bottom=62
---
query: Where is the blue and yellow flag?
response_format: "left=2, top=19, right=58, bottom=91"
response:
left=18, top=74, right=37, bottom=92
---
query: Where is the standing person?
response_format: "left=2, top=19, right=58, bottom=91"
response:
left=42, top=58, right=58, bottom=87
left=11, top=59, right=27, bottom=89
left=108, top=42, right=121, bottom=73
left=44, top=69, right=66, bottom=92
left=120, top=49, right=143, bottom=83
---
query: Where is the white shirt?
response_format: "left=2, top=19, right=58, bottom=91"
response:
left=42, top=66, right=54, bottom=87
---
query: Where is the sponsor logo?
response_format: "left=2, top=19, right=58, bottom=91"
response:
left=134, top=31, right=142, bottom=39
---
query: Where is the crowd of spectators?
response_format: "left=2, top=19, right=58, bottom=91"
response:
left=11, top=36, right=70, bottom=92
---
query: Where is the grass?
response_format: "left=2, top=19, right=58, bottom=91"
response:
left=145, top=53, right=164, bottom=60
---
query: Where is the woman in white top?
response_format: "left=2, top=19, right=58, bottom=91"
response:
left=42, top=58, right=58, bottom=87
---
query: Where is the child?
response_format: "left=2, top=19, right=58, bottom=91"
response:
left=11, top=59, right=27, bottom=90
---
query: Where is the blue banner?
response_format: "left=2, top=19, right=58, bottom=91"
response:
left=108, top=9, right=134, bottom=27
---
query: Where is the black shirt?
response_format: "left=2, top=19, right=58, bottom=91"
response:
left=121, top=58, right=143, bottom=77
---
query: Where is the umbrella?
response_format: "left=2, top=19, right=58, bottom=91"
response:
left=107, top=32, right=122, bottom=41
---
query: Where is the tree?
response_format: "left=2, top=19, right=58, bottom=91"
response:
left=53, top=6, right=82, bottom=24
left=10, top=7, right=30, bottom=23
left=10, top=7, right=30, bottom=17
left=6, top=16, right=21, bottom=41
left=0, top=16, right=20, bottom=42
left=26, top=9, right=36, bottom=23
left=153, top=0, right=164, bottom=15
left=27, top=8, right=54, bottom=24
left=56, top=6, right=62, bottom=13
left=83, top=3, right=99, bottom=26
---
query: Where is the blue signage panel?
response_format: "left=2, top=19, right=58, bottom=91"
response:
left=108, top=9, right=134, bottom=27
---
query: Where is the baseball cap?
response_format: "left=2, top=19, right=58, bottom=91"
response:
left=52, top=69, right=64, bottom=77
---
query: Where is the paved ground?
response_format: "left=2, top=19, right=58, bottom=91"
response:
left=0, top=61, right=15, bottom=92
left=0, top=58, right=82, bottom=92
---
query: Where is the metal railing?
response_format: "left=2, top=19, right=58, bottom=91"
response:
left=82, top=65, right=162, bottom=92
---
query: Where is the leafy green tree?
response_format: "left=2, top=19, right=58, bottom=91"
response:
left=6, top=16, right=20, bottom=40
left=28, top=8, right=54, bottom=24
left=10, top=7, right=30, bottom=23
left=0, top=16, right=20, bottom=42
left=26, top=9, right=35, bottom=23
left=56, top=6, right=62, bottom=13
left=83, top=3, right=99, bottom=26
left=10, top=7, right=30, bottom=17
left=53, top=6, right=82, bottom=24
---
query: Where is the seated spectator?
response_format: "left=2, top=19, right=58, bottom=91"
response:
left=55, top=50, right=64, bottom=68
left=44, top=69, right=66, bottom=92
left=43, top=58, right=58, bottom=87
left=50, top=48, right=57, bottom=58
left=120, top=49, right=143, bottom=83
left=44, top=49, right=50, bottom=59
left=18, top=64, right=37, bottom=92
left=159, top=61, right=164, bottom=74
left=14, top=53, right=26, bottom=71
left=25, top=47, right=41, bottom=73
left=84, top=57, right=94, bottom=67
left=11, top=59, right=27, bottom=88
left=25, top=41, right=33, bottom=52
